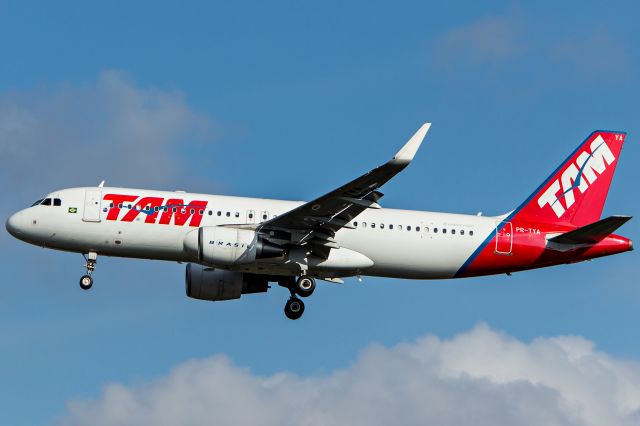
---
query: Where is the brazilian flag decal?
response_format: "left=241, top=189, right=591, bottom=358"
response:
left=68, top=207, right=78, bottom=214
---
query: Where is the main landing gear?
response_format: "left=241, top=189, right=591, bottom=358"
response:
left=79, top=252, right=98, bottom=290
left=282, top=276, right=317, bottom=320
left=284, top=297, right=305, bottom=320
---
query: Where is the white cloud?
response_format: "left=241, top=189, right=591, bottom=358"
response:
left=59, top=324, right=640, bottom=426
left=550, top=30, right=630, bottom=80
left=434, top=15, right=523, bottom=67
left=0, top=71, right=211, bottom=195
left=431, top=14, right=630, bottom=86
left=0, top=71, right=211, bottom=247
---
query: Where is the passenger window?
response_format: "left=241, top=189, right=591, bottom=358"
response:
left=451, top=229, right=456, bottom=235
left=249, top=213, right=254, bottom=219
left=398, top=225, right=402, bottom=230
left=407, top=226, right=411, bottom=231
left=190, top=209, right=195, bottom=215
left=119, top=204, right=123, bottom=209
left=434, top=228, right=438, bottom=233
left=199, top=209, right=204, bottom=215
left=460, top=230, right=465, bottom=235
left=443, top=228, right=447, bottom=234
left=416, top=226, right=420, bottom=232
left=42, top=198, right=52, bottom=206
left=208, top=210, right=213, bottom=216
left=380, top=224, right=385, bottom=229
left=226, top=212, right=231, bottom=217
left=217, top=211, right=222, bottom=216
left=262, top=213, right=268, bottom=220
left=109, top=203, right=114, bottom=208
left=154, top=206, right=159, bottom=212
left=362, top=222, right=367, bottom=228
left=235, top=212, right=240, bottom=218
left=389, top=224, right=394, bottom=230
left=371, top=223, right=376, bottom=229
left=353, top=221, right=358, bottom=227
left=173, top=207, right=177, bottom=213
left=470, top=230, right=474, bottom=236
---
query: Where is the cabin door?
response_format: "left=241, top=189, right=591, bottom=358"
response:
left=495, top=221, right=512, bottom=255
left=83, top=189, right=102, bottom=222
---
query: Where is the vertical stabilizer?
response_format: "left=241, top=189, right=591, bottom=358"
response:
left=512, top=130, right=626, bottom=226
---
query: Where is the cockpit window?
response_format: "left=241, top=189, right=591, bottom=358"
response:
left=33, top=197, right=62, bottom=207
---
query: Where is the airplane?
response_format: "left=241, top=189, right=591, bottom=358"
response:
left=5, top=123, right=633, bottom=319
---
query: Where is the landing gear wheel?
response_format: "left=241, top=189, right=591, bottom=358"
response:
left=80, top=252, right=98, bottom=291
left=295, top=276, right=316, bottom=298
left=284, top=297, right=305, bottom=320
left=79, top=275, right=93, bottom=290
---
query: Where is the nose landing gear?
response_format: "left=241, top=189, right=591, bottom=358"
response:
left=79, top=252, right=98, bottom=290
left=282, top=276, right=316, bottom=320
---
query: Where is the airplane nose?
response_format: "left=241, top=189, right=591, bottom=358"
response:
left=6, top=211, right=25, bottom=237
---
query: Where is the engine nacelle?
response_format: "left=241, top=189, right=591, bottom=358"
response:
left=183, top=226, right=284, bottom=266
left=185, top=263, right=269, bottom=301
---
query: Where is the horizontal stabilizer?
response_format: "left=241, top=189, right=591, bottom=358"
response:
left=548, top=215, right=632, bottom=245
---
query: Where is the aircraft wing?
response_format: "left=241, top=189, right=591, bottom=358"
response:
left=258, top=123, right=431, bottom=251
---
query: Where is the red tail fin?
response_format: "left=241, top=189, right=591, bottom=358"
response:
left=513, top=130, right=626, bottom=227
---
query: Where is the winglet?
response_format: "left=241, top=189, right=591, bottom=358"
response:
left=392, top=122, right=431, bottom=164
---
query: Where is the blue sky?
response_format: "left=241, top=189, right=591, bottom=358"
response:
left=1, top=1, right=639, bottom=425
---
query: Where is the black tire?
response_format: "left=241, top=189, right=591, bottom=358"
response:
left=79, top=275, right=93, bottom=290
left=284, top=297, right=305, bottom=320
left=295, top=276, right=316, bottom=298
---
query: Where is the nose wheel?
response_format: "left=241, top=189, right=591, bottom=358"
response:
left=80, top=252, right=98, bottom=291
left=282, top=276, right=316, bottom=320
left=79, top=274, right=93, bottom=290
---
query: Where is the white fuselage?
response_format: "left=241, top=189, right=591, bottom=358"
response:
left=8, top=187, right=498, bottom=279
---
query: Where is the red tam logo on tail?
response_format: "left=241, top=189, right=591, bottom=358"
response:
left=537, top=135, right=617, bottom=218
